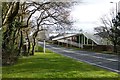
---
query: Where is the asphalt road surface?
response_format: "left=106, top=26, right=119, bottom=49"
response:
left=38, top=42, right=120, bottom=73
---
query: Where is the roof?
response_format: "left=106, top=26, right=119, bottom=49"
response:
left=52, top=32, right=112, bottom=45
left=83, top=32, right=104, bottom=45
left=52, top=33, right=79, bottom=40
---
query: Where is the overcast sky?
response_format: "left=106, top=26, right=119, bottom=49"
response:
left=70, top=0, right=120, bottom=33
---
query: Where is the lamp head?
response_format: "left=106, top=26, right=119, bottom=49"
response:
left=110, top=2, right=114, bottom=3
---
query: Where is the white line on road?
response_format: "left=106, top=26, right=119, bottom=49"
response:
left=50, top=46, right=119, bottom=73
left=49, top=46, right=118, bottom=62
left=43, top=44, right=119, bottom=73
left=61, top=49, right=118, bottom=62
left=55, top=51, right=120, bottom=73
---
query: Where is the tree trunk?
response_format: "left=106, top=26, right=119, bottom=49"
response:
left=113, top=42, right=117, bottom=54
left=31, top=37, right=36, bottom=55
left=26, top=31, right=30, bottom=54
left=2, top=2, right=20, bottom=65
left=28, top=41, right=30, bottom=54
left=31, top=31, right=39, bottom=55
left=18, top=31, right=23, bottom=56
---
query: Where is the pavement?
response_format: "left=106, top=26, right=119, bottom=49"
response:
left=38, top=42, right=120, bottom=73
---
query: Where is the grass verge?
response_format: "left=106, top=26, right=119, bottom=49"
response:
left=2, top=51, right=119, bottom=79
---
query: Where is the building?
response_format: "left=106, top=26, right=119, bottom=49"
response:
left=52, top=32, right=112, bottom=51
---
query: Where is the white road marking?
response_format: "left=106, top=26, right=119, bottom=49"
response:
left=55, top=51, right=120, bottom=73
left=58, top=48, right=118, bottom=62
left=41, top=44, right=119, bottom=73
left=50, top=46, right=119, bottom=73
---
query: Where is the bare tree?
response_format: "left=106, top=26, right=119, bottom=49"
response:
left=2, top=1, right=76, bottom=65
left=94, top=9, right=120, bottom=53
left=28, top=1, right=74, bottom=55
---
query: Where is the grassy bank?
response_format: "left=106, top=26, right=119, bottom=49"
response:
left=2, top=51, right=119, bottom=79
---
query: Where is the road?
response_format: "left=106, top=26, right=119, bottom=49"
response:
left=38, top=42, right=120, bottom=73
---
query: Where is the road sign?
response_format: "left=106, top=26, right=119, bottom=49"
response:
left=37, top=29, right=49, bottom=41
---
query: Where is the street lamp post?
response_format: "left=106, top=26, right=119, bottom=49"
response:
left=110, top=1, right=118, bottom=54
left=111, top=1, right=120, bottom=75
left=110, top=2, right=118, bottom=16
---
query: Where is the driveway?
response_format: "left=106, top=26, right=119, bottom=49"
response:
left=38, top=42, right=120, bottom=73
